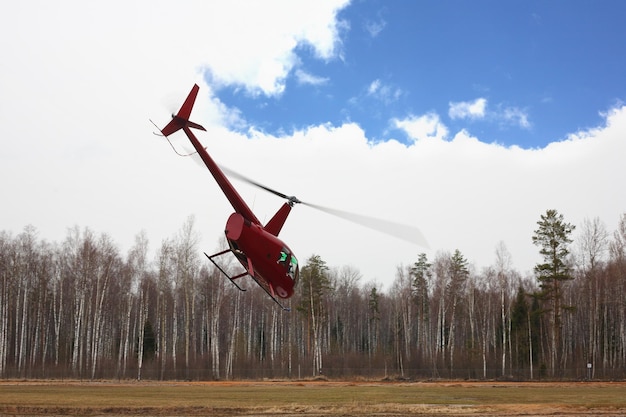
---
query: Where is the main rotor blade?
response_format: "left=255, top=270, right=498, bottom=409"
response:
left=221, top=165, right=428, bottom=248
left=303, top=203, right=429, bottom=248
left=220, top=166, right=291, bottom=200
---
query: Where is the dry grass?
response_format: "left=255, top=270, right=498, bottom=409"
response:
left=1, top=379, right=625, bottom=416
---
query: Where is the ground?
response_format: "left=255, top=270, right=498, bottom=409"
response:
left=1, top=379, right=625, bottom=416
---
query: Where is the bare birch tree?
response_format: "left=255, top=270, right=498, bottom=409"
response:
left=608, top=213, right=626, bottom=372
left=0, top=232, right=11, bottom=376
left=495, top=241, right=513, bottom=377
left=575, top=217, right=608, bottom=377
left=174, top=216, right=200, bottom=379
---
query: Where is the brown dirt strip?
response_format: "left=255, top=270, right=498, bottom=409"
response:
left=1, top=379, right=625, bottom=416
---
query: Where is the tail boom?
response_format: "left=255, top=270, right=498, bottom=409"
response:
left=159, top=84, right=263, bottom=226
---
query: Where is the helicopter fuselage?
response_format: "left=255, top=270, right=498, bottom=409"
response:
left=225, top=212, right=298, bottom=299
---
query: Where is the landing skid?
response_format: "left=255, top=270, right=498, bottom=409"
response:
left=204, top=251, right=247, bottom=292
left=204, top=250, right=290, bottom=311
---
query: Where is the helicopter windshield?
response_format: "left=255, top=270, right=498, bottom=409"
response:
left=289, top=255, right=299, bottom=283
left=278, top=249, right=299, bottom=283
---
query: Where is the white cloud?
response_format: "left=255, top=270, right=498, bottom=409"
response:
left=201, top=1, right=349, bottom=96
left=500, top=106, right=532, bottom=129
left=368, top=79, right=382, bottom=95
left=364, top=18, right=386, bottom=38
left=295, top=69, right=329, bottom=86
left=449, top=98, right=531, bottom=130
left=392, top=113, right=449, bottom=142
left=366, top=79, right=403, bottom=105
left=449, top=98, right=487, bottom=120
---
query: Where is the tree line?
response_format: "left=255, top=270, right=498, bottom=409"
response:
left=1, top=211, right=625, bottom=381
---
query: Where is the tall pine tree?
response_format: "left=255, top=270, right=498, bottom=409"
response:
left=411, top=253, right=431, bottom=356
left=532, top=209, right=575, bottom=375
left=297, top=254, right=330, bottom=376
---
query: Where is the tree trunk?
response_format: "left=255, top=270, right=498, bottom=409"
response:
left=137, top=290, right=148, bottom=380
left=225, top=291, right=241, bottom=380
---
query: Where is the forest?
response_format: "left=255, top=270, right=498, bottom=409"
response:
left=1, top=210, right=625, bottom=381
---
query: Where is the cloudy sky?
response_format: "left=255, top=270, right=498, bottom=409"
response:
left=2, top=0, right=625, bottom=289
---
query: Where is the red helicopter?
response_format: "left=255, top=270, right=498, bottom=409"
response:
left=158, top=84, right=427, bottom=310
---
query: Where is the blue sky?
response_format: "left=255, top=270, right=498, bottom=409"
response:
left=2, top=1, right=626, bottom=289
left=216, top=1, right=626, bottom=147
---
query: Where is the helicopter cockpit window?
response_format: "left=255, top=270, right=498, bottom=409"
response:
left=278, top=249, right=299, bottom=282
left=289, top=255, right=298, bottom=282
left=278, top=250, right=289, bottom=267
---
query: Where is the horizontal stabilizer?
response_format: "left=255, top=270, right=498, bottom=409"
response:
left=160, top=84, right=206, bottom=136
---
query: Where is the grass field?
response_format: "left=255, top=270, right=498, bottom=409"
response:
left=1, top=379, right=625, bottom=416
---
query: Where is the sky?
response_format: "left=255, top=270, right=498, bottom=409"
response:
left=2, top=0, right=626, bottom=290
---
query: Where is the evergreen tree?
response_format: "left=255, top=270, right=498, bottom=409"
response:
left=448, top=250, right=469, bottom=294
left=510, top=287, right=531, bottom=369
left=297, top=254, right=330, bottom=376
left=297, top=254, right=331, bottom=316
left=411, top=253, right=431, bottom=309
left=368, top=286, right=381, bottom=354
left=446, top=249, right=469, bottom=373
left=532, top=209, right=575, bottom=375
left=411, top=253, right=431, bottom=351
left=142, top=320, right=156, bottom=362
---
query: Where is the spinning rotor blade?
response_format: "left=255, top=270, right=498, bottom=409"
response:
left=221, top=166, right=297, bottom=202
left=302, top=203, right=429, bottom=248
left=222, top=166, right=428, bottom=248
